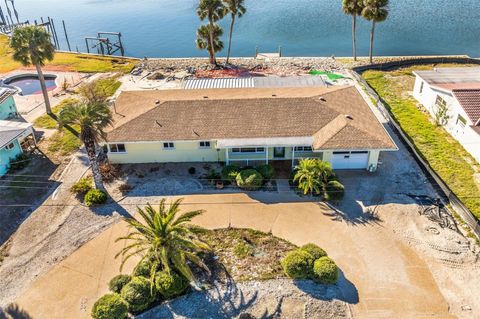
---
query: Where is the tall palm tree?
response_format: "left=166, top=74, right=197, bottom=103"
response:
left=196, top=24, right=224, bottom=62
left=116, top=199, right=210, bottom=285
left=362, top=0, right=389, bottom=63
left=58, top=102, right=113, bottom=190
left=342, top=0, right=364, bottom=61
left=223, top=0, right=246, bottom=64
left=10, top=25, right=55, bottom=115
left=294, top=159, right=333, bottom=196
left=197, top=0, right=225, bottom=65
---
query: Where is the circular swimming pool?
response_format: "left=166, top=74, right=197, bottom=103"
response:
left=4, top=74, right=57, bottom=96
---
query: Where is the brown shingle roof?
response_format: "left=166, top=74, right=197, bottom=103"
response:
left=107, top=86, right=396, bottom=150
left=452, top=89, right=480, bottom=124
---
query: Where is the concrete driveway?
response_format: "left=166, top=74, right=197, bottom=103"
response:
left=10, top=192, right=454, bottom=319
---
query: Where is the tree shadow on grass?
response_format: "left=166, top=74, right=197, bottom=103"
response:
left=0, top=303, right=33, bottom=319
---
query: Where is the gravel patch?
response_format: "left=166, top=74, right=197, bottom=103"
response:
left=138, top=279, right=350, bottom=319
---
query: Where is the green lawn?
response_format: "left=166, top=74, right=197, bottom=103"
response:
left=0, top=34, right=138, bottom=74
left=363, top=66, right=480, bottom=220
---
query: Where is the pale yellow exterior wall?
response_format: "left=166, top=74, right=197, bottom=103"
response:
left=107, top=141, right=224, bottom=164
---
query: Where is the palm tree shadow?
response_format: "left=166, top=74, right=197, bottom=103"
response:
left=293, top=269, right=359, bottom=305
left=0, top=303, right=33, bottom=319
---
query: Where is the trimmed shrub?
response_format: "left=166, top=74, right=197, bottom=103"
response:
left=325, top=180, right=345, bottom=201
left=109, top=274, right=132, bottom=294
left=133, top=257, right=154, bottom=278
left=188, top=167, right=196, bottom=175
left=154, top=271, right=189, bottom=299
left=236, top=169, right=264, bottom=190
left=313, top=257, right=339, bottom=284
left=84, top=189, right=108, bottom=206
left=8, top=153, right=30, bottom=171
left=281, top=249, right=314, bottom=279
left=70, top=177, right=93, bottom=195
left=301, top=243, right=327, bottom=260
left=256, top=164, right=276, bottom=180
left=91, top=293, right=128, bottom=319
left=120, top=276, right=155, bottom=313
left=221, top=165, right=240, bottom=183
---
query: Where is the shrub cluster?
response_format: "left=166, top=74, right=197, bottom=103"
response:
left=133, top=257, right=154, bottom=277
left=84, top=189, right=108, bottom=206
left=70, top=177, right=93, bottom=195
left=236, top=169, right=264, bottom=190
left=325, top=180, right=345, bottom=201
left=108, top=274, right=132, bottom=294
left=221, top=165, right=240, bottom=183
left=256, top=164, right=276, bottom=180
left=120, top=276, right=155, bottom=313
left=91, top=293, right=128, bottom=319
left=155, top=271, right=189, bottom=299
left=282, top=243, right=338, bottom=284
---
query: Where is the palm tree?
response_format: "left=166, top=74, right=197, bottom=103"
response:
left=223, top=0, right=246, bottom=64
left=362, top=0, right=389, bottom=63
left=196, top=24, right=224, bottom=63
left=197, top=0, right=225, bottom=65
left=342, top=0, right=364, bottom=61
left=10, top=25, right=55, bottom=115
left=115, top=199, right=210, bottom=285
left=294, top=159, right=333, bottom=196
left=58, top=102, right=113, bottom=190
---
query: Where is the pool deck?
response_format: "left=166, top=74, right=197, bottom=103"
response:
left=0, top=70, right=88, bottom=122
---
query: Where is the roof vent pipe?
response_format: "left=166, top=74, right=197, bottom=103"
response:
left=319, top=97, right=326, bottom=102
left=345, top=115, right=353, bottom=120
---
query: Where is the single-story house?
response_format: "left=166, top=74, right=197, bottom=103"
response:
left=413, top=67, right=480, bottom=163
left=104, top=86, right=397, bottom=171
left=0, top=87, right=36, bottom=176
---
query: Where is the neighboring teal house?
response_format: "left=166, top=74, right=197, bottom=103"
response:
left=0, top=88, right=35, bottom=176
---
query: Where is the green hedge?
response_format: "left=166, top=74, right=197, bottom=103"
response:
left=281, top=250, right=314, bottom=279
left=70, top=177, right=93, bottom=195
left=301, top=243, right=327, bottom=260
left=91, top=293, right=128, bottom=319
left=256, top=164, right=276, bottom=180
left=236, top=169, right=264, bottom=190
left=84, top=189, right=107, bottom=206
left=120, top=276, right=155, bottom=313
left=221, top=165, right=240, bottom=183
left=155, top=271, right=189, bottom=299
left=108, top=274, right=132, bottom=294
left=313, top=257, right=339, bottom=284
left=133, top=257, right=155, bottom=278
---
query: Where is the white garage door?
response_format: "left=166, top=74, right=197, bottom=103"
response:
left=332, top=151, right=369, bottom=169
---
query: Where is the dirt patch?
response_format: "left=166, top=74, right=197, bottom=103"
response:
left=202, top=228, right=296, bottom=282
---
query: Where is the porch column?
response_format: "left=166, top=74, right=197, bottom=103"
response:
left=226, top=148, right=229, bottom=165
left=291, top=147, right=295, bottom=168
left=265, top=147, right=269, bottom=164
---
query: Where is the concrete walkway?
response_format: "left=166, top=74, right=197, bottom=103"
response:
left=11, top=193, right=454, bottom=319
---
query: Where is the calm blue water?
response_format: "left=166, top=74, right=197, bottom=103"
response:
left=7, top=0, right=480, bottom=58
left=5, top=76, right=57, bottom=95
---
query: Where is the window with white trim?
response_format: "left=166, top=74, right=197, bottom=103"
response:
left=5, top=142, right=15, bottom=150
left=456, top=115, right=466, bottom=129
left=199, top=141, right=211, bottom=148
left=231, top=147, right=265, bottom=153
left=435, top=95, right=447, bottom=110
left=163, top=142, right=175, bottom=149
left=109, top=144, right=126, bottom=153
left=294, top=146, right=313, bottom=152
left=419, top=81, right=424, bottom=94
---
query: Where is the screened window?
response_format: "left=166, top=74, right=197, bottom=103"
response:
left=435, top=95, right=447, bottom=109
left=231, top=147, right=265, bottom=153
left=163, top=142, right=175, bottom=149
left=294, top=146, right=313, bottom=152
left=199, top=141, right=211, bottom=148
left=5, top=142, right=15, bottom=150
left=109, top=144, right=126, bottom=153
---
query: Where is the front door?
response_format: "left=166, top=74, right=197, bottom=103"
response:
left=273, top=147, right=285, bottom=158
